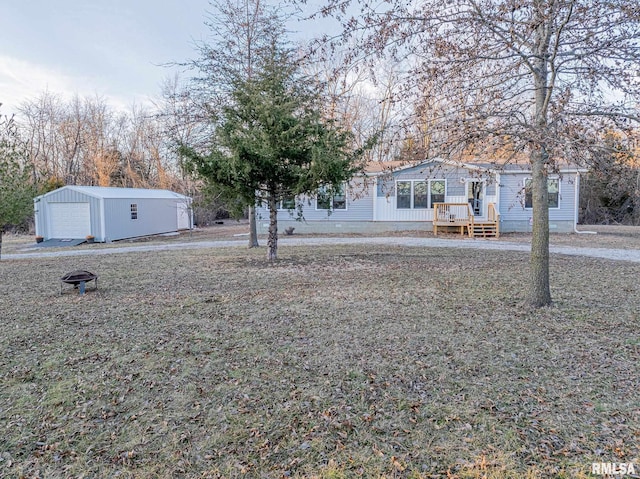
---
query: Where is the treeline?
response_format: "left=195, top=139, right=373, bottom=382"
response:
left=5, top=90, right=228, bottom=227
left=18, top=91, right=184, bottom=192
left=3, top=89, right=640, bottom=228
left=579, top=132, right=640, bottom=225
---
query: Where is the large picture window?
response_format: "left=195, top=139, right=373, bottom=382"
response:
left=396, top=179, right=446, bottom=209
left=524, top=178, right=560, bottom=208
left=317, top=184, right=347, bottom=210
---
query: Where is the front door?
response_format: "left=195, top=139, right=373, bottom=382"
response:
left=467, top=180, right=484, bottom=217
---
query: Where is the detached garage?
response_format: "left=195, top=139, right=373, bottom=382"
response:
left=34, top=186, right=193, bottom=242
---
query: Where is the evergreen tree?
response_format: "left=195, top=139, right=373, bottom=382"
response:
left=181, top=43, right=367, bottom=260
left=0, top=109, right=35, bottom=259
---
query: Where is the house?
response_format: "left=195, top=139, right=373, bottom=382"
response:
left=33, top=186, right=192, bottom=242
left=255, top=158, right=587, bottom=236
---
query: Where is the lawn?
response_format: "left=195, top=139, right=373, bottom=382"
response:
left=1, top=243, right=638, bottom=478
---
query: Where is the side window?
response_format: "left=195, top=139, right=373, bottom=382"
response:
left=279, top=196, right=296, bottom=210
left=317, top=184, right=347, bottom=210
left=524, top=178, right=560, bottom=208
left=332, top=186, right=347, bottom=210
left=413, top=181, right=428, bottom=209
left=130, top=203, right=138, bottom=220
left=547, top=179, right=559, bottom=208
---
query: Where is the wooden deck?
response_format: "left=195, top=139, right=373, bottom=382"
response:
left=433, top=203, right=500, bottom=238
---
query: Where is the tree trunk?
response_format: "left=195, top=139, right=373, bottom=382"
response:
left=0, top=229, right=3, bottom=260
left=248, top=205, right=259, bottom=248
left=267, top=196, right=278, bottom=261
left=529, top=148, right=552, bottom=307
left=528, top=13, right=553, bottom=308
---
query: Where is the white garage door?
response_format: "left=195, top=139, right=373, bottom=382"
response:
left=49, top=202, right=91, bottom=238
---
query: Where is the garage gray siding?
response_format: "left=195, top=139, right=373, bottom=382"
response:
left=103, top=198, right=180, bottom=242
left=34, top=186, right=192, bottom=242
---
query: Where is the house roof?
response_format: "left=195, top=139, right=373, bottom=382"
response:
left=37, top=186, right=190, bottom=201
left=364, top=160, right=429, bottom=175
left=461, top=159, right=588, bottom=174
left=364, top=158, right=587, bottom=175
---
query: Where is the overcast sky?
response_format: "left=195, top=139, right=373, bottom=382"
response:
left=0, top=1, right=226, bottom=115
left=0, top=1, right=339, bottom=117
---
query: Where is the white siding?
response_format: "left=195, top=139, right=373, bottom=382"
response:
left=374, top=163, right=498, bottom=222
left=375, top=195, right=435, bottom=221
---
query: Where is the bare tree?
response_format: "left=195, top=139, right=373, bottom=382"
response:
left=305, top=53, right=409, bottom=166
left=155, top=75, right=210, bottom=185
left=19, top=92, right=68, bottom=183
left=17, top=92, right=184, bottom=191
left=316, top=0, right=640, bottom=307
left=581, top=129, right=640, bottom=225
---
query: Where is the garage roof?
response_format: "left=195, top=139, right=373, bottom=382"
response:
left=38, top=186, right=189, bottom=200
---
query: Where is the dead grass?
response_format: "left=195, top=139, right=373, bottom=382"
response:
left=1, top=244, right=639, bottom=478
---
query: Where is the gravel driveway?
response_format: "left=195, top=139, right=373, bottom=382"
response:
left=4, top=236, right=640, bottom=263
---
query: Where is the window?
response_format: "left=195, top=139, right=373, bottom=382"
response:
left=524, top=178, right=560, bottom=208
left=430, top=180, right=446, bottom=206
left=317, top=184, right=347, bottom=210
left=397, top=181, right=412, bottom=209
left=130, top=203, right=138, bottom=220
left=396, top=179, right=446, bottom=209
left=548, top=179, right=559, bottom=208
left=279, top=195, right=296, bottom=210
left=413, top=181, right=428, bottom=208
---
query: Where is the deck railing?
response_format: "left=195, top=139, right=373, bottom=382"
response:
left=487, top=203, right=500, bottom=237
left=433, top=202, right=500, bottom=237
left=433, top=203, right=473, bottom=236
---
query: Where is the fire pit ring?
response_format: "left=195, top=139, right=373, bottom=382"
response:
left=60, top=270, right=98, bottom=295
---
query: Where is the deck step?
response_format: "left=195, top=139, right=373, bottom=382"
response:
left=470, top=222, right=498, bottom=238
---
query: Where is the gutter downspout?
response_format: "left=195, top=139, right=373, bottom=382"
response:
left=100, top=197, right=107, bottom=242
left=574, top=171, right=597, bottom=234
left=372, top=176, right=378, bottom=222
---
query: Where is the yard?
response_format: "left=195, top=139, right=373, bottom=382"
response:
left=1, top=236, right=638, bottom=478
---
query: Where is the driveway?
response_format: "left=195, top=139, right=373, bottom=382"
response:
left=4, top=236, right=640, bottom=263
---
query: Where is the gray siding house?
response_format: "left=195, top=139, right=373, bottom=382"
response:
left=34, top=186, right=192, bottom=242
left=255, top=159, right=587, bottom=234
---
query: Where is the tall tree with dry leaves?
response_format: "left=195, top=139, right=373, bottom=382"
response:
left=315, top=0, right=640, bottom=307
